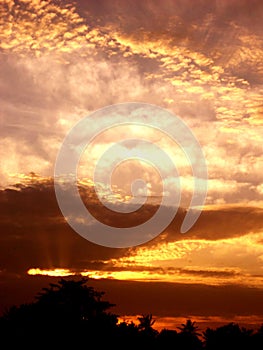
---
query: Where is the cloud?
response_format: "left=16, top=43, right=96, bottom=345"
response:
left=1, top=0, right=263, bottom=325
left=1, top=0, right=263, bottom=208
left=0, top=182, right=129, bottom=274
left=176, top=267, right=241, bottom=278
left=0, top=0, right=262, bottom=277
left=1, top=181, right=263, bottom=288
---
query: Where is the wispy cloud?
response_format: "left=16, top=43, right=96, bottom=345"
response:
left=1, top=0, right=263, bottom=207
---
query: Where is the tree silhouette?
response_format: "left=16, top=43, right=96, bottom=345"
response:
left=116, top=321, right=139, bottom=347
left=157, top=328, right=178, bottom=348
left=137, top=314, right=158, bottom=346
left=1, top=279, right=263, bottom=349
left=138, top=313, right=155, bottom=331
left=251, top=323, right=263, bottom=349
left=178, top=319, right=201, bottom=336
left=178, top=319, right=202, bottom=350
left=37, top=278, right=115, bottom=320
left=1, top=278, right=118, bottom=347
left=203, top=322, right=254, bottom=350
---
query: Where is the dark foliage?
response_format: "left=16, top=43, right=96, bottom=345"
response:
left=0, top=278, right=263, bottom=349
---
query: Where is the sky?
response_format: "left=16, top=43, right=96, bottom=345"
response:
left=1, top=0, right=263, bottom=330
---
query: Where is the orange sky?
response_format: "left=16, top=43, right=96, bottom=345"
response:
left=1, top=0, right=263, bottom=328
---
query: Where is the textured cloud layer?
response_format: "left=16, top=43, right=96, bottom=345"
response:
left=0, top=0, right=263, bottom=207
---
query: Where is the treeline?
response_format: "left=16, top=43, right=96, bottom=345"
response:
left=0, top=279, right=263, bottom=349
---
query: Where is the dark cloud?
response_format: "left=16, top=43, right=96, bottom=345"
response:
left=1, top=181, right=263, bottom=276
left=0, top=182, right=128, bottom=274
left=73, top=0, right=263, bottom=84
left=170, top=267, right=241, bottom=278
left=180, top=206, right=263, bottom=240
left=73, top=0, right=263, bottom=30
left=149, top=205, right=263, bottom=245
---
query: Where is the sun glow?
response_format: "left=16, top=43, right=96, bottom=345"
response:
left=27, top=268, right=163, bottom=281
left=27, top=231, right=263, bottom=287
left=27, top=268, right=73, bottom=277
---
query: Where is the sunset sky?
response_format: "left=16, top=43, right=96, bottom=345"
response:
left=1, top=0, right=263, bottom=330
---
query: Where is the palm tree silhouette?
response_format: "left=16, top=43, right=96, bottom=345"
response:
left=178, top=319, right=201, bottom=337
left=178, top=319, right=202, bottom=350
left=137, top=314, right=158, bottom=346
left=137, top=314, right=155, bottom=331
